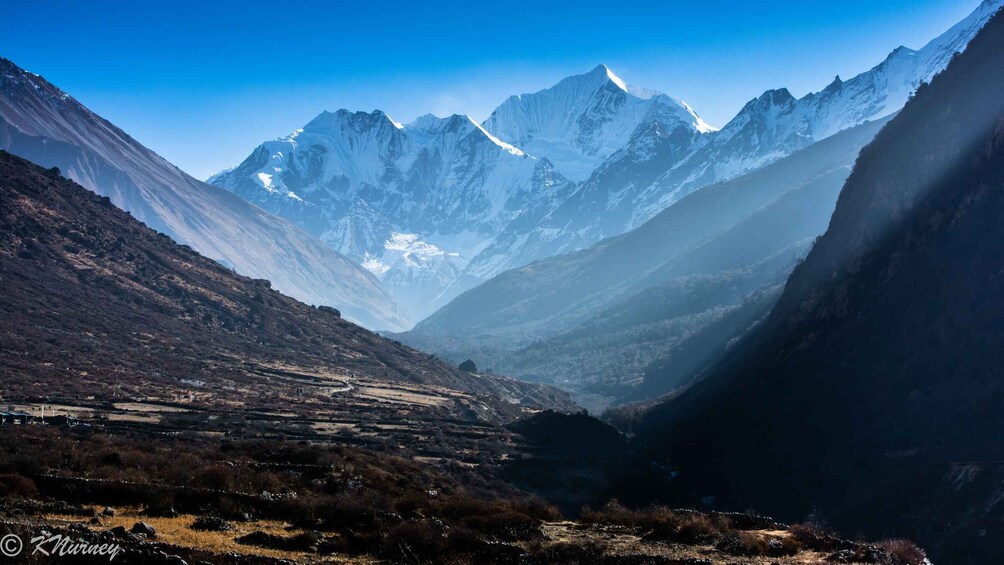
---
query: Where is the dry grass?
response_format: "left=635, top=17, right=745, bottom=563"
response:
left=45, top=506, right=374, bottom=563
left=540, top=522, right=846, bottom=564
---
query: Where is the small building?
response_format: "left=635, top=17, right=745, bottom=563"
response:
left=0, top=411, right=30, bottom=425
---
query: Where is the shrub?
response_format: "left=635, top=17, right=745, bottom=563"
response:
left=196, top=464, right=237, bottom=491
left=581, top=499, right=650, bottom=527
left=878, top=539, right=928, bottom=565
left=507, top=496, right=562, bottom=521
left=790, top=521, right=839, bottom=551
left=382, top=519, right=448, bottom=561
left=672, top=512, right=725, bottom=544
left=458, top=508, right=542, bottom=542
left=583, top=501, right=730, bottom=545
left=0, top=473, right=37, bottom=499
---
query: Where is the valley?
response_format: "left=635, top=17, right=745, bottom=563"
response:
left=3, top=1, right=1004, bottom=563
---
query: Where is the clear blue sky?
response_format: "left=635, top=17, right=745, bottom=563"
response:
left=0, top=0, right=982, bottom=180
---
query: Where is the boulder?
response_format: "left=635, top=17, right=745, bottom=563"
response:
left=130, top=521, right=157, bottom=537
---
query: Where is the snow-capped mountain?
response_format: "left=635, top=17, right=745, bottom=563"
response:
left=210, top=0, right=999, bottom=325
left=0, top=56, right=408, bottom=331
left=210, top=65, right=714, bottom=317
left=460, top=0, right=1003, bottom=288
left=483, top=64, right=715, bottom=181
left=209, top=110, right=573, bottom=319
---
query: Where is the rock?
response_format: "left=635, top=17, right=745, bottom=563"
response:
left=101, top=506, right=115, bottom=517
left=459, top=359, right=478, bottom=373
left=190, top=516, right=234, bottom=532
left=826, top=549, right=855, bottom=562
left=318, top=305, right=341, bottom=318
left=130, top=521, right=157, bottom=537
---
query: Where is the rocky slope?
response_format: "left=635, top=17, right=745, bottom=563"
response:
left=0, top=57, right=407, bottom=331
left=0, top=150, right=575, bottom=415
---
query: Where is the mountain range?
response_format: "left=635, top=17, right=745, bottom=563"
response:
left=209, top=0, right=1002, bottom=322
left=207, top=109, right=576, bottom=319
left=399, top=0, right=1001, bottom=407
left=406, top=116, right=890, bottom=408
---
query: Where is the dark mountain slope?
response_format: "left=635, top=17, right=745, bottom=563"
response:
left=0, top=151, right=574, bottom=416
left=636, top=8, right=1004, bottom=563
left=0, top=57, right=407, bottom=330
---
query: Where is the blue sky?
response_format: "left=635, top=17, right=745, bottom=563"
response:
left=0, top=0, right=982, bottom=180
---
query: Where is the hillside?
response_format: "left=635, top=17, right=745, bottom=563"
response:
left=0, top=150, right=574, bottom=419
left=0, top=57, right=407, bottom=330
left=634, top=8, right=1004, bottom=563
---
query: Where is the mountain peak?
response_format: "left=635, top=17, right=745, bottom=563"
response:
left=822, top=75, right=843, bottom=94
left=587, top=63, right=629, bottom=93
left=882, top=45, right=918, bottom=64
left=736, top=88, right=796, bottom=116
left=303, top=108, right=403, bottom=134
left=406, top=112, right=479, bottom=134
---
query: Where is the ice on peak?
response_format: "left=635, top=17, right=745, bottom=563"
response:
left=470, top=118, right=526, bottom=157
left=679, top=100, right=719, bottom=133
left=599, top=64, right=629, bottom=92
left=404, top=114, right=523, bottom=155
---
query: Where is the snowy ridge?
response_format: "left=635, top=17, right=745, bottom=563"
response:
left=209, top=107, right=572, bottom=320
left=482, top=64, right=714, bottom=181
left=687, top=0, right=1004, bottom=190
